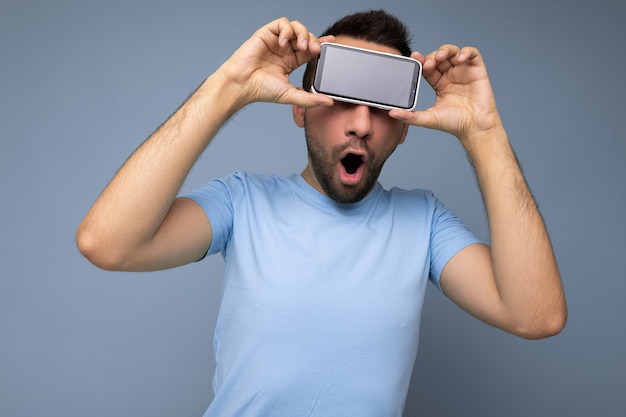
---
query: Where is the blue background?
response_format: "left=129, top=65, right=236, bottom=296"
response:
left=1, top=0, right=624, bottom=416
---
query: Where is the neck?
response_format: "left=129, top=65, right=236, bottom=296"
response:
left=301, top=164, right=325, bottom=195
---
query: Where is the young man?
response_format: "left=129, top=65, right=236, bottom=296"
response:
left=77, top=10, right=567, bottom=417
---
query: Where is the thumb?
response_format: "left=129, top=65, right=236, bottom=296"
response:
left=389, top=108, right=439, bottom=130
left=282, top=88, right=334, bottom=108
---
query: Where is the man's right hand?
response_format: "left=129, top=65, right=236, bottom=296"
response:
left=76, top=18, right=332, bottom=272
left=217, top=17, right=335, bottom=109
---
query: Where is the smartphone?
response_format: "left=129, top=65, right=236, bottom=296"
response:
left=312, top=42, right=422, bottom=110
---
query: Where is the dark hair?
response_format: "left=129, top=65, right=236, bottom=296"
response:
left=302, top=10, right=412, bottom=91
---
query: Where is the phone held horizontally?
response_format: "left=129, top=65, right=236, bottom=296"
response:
left=312, top=42, right=422, bottom=111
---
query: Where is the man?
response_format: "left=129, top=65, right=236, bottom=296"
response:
left=77, top=10, right=567, bottom=417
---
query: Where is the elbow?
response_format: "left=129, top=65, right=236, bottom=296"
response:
left=75, top=224, right=126, bottom=271
left=514, top=308, right=568, bottom=340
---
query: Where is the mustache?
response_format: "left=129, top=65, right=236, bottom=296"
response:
left=332, top=138, right=372, bottom=160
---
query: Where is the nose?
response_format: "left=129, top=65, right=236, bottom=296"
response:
left=345, top=104, right=373, bottom=139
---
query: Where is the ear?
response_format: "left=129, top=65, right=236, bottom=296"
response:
left=398, top=123, right=409, bottom=144
left=292, top=103, right=306, bottom=128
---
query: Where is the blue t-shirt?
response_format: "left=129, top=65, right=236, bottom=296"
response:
left=186, top=171, right=481, bottom=417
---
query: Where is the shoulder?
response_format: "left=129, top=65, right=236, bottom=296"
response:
left=381, top=186, right=441, bottom=212
left=385, top=186, right=434, bottom=200
left=191, top=171, right=293, bottom=197
left=219, top=171, right=293, bottom=191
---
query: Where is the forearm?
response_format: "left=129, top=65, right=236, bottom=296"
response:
left=464, top=124, right=567, bottom=336
left=76, top=70, right=244, bottom=268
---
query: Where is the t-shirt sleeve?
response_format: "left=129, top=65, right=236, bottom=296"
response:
left=183, top=176, right=235, bottom=257
left=428, top=194, right=484, bottom=290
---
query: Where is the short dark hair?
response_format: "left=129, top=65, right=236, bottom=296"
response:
left=302, top=10, right=412, bottom=91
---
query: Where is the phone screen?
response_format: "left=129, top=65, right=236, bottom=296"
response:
left=313, top=43, right=422, bottom=110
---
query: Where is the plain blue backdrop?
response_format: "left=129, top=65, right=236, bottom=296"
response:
left=1, top=0, right=624, bottom=416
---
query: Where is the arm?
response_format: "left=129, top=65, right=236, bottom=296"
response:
left=76, top=18, right=333, bottom=272
left=390, top=46, right=567, bottom=339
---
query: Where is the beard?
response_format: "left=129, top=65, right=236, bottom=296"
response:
left=304, top=125, right=396, bottom=204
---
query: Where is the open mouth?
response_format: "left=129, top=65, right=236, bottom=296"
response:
left=338, top=152, right=366, bottom=186
left=341, top=153, right=364, bottom=175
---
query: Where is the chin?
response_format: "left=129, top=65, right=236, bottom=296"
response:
left=324, top=182, right=373, bottom=204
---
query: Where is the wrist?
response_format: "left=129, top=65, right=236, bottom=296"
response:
left=458, top=111, right=507, bottom=152
left=198, top=66, right=253, bottom=115
left=461, top=122, right=515, bottom=171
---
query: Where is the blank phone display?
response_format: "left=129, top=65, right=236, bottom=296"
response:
left=313, top=43, right=421, bottom=110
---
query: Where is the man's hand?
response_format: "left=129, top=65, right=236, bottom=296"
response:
left=389, top=44, right=567, bottom=339
left=390, top=44, right=501, bottom=144
left=78, top=18, right=336, bottom=272
left=218, top=17, right=334, bottom=109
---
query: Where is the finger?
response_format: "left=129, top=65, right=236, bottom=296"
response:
left=388, top=108, right=438, bottom=130
left=421, top=49, right=439, bottom=72
left=434, top=45, right=462, bottom=73
left=283, top=88, right=334, bottom=108
left=288, top=20, right=311, bottom=51
left=276, top=19, right=312, bottom=52
left=435, top=44, right=462, bottom=61
left=290, top=34, right=336, bottom=68
left=288, top=32, right=333, bottom=68
left=410, top=51, right=426, bottom=64
left=420, top=49, right=446, bottom=86
left=270, top=17, right=295, bottom=47
left=455, top=46, right=481, bottom=66
left=309, top=34, right=335, bottom=54
left=422, top=45, right=459, bottom=70
left=421, top=49, right=446, bottom=80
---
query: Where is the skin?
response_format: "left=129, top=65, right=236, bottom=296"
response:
left=294, top=37, right=409, bottom=204
left=76, top=18, right=567, bottom=339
